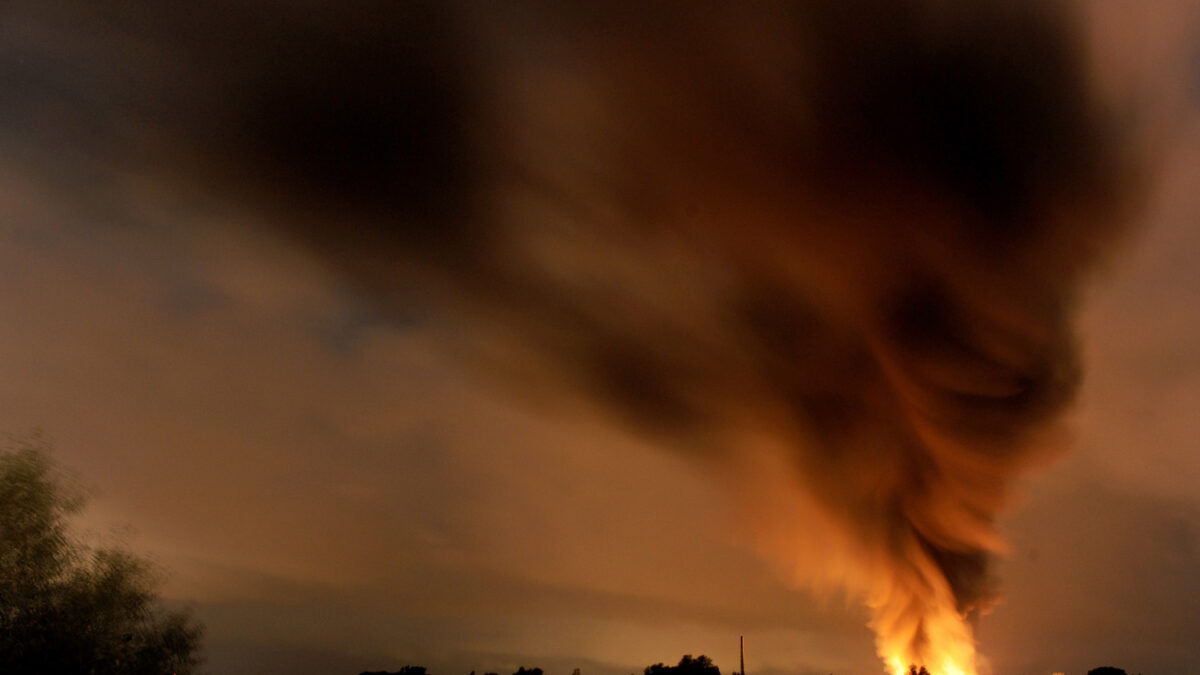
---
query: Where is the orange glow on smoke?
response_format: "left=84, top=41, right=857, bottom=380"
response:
left=870, top=539, right=980, bottom=675
left=879, top=604, right=975, bottom=675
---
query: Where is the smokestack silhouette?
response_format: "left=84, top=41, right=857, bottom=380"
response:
left=1, top=0, right=1141, bottom=672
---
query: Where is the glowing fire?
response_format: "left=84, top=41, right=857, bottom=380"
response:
left=869, top=538, right=981, bottom=675
left=879, top=603, right=975, bottom=675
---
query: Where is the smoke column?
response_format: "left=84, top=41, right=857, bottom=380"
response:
left=1, top=1, right=1140, bottom=672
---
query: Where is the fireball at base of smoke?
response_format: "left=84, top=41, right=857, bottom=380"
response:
left=0, top=1, right=1140, bottom=673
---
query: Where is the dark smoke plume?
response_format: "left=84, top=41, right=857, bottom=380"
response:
left=1, top=1, right=1140, bottom=671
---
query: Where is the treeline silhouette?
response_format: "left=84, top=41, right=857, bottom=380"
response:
left=362, top=657, right=1144, bottom=675
left=362, top=654, right=728, bottom=675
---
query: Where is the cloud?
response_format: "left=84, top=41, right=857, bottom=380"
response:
left=1077, top=113, right=1200, bottom=506
left=983, top=470, right=1200, bottom=675
left=0, top=206, right=864, bottom=673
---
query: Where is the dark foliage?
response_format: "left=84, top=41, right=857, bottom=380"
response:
left=0, top=440, right=203, bottom=674
left=1087, top=668, right=1128, bottom=675
left=645, top=654, right=721, bottom=675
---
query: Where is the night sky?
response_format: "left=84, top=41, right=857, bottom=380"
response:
left=2, top=2, right=1199, bottom=675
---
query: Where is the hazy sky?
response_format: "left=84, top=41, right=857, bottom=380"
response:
left=2, top=3, right=1199, bottom=675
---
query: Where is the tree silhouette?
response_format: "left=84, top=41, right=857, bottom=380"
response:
left=907, top=667, right=930, bottom=675
left=514, top=667, right=543, bottom=675
left=1087, top=668, right=1127, bottom=675
left=645, top=654, right=721, bottom=675
left=0, top=439, right=203, bottom=674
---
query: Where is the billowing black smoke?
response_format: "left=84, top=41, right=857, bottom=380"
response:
left=0, top=0, right=1139, bottom=670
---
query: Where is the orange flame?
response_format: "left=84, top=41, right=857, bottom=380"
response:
left=870, top=538, right=979, bottom=675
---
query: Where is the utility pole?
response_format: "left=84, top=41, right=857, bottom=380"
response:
left=739, top=635, right=745, bottom=675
